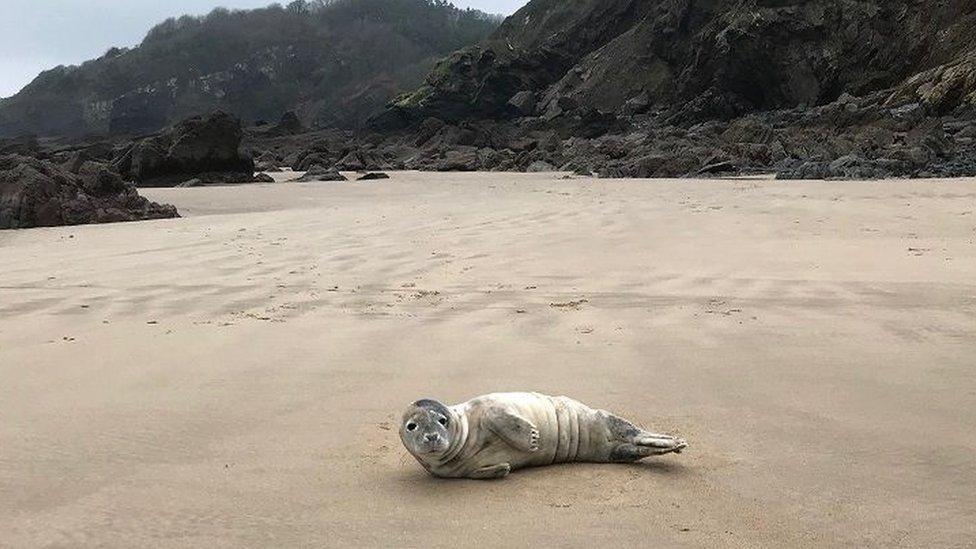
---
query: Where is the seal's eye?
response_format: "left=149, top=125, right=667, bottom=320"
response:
left=438, top=417, right=448, bottom=426
left=406, top=422, right=417, bottom=431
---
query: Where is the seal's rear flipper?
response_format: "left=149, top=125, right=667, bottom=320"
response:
left=610, top=437, right=686, bottom=462
left=635, top=433, right=687, bottom=454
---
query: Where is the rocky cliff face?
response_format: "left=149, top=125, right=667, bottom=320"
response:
left=0, top=0, right=500, bottom=139
left=376, top=0, right=976, bottom=127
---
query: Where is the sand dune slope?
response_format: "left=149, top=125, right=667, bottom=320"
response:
left=1, top=172, right=975, bottom=547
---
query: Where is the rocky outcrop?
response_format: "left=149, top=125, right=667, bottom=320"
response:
left=113, top=111, right=255, bottom=186
left=0, top=154, right=178, bottom=229
left=377, top=0, right=976, bottom=129
left=345, top=0, right=976, bottom=179
left=294, top=166, right=347, bottom=182
left=357, top=172, right=390, bottom=180
left=0, top=1, right=500, bottom=138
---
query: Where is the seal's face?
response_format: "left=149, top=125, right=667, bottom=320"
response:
left=400, top=399, right=453, bottom=458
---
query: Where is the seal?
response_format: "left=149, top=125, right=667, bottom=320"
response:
left=399, top=392, right=687, bottom=479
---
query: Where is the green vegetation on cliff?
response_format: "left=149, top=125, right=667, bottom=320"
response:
left=0, top=0, right=501, bottom=138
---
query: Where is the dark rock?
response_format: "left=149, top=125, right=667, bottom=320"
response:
left=115, top=111, right=254, bottom=187
left=776, top=155, right=893, bottom=180
left=0, top=137, right=41, bottom=157
left=378, top=0, right=976, bottom=130
left=435, top=148, right=480, bottom=171
left=722, top=118, right=775, bottom=145
left=270, top=111, right=304, bottom=136
left=295, top=166, right=347, bottom=182
left=956, top=125, right=976, bottom=139
left=252, top=173, right=276, bottom=183
left=508, top=91, right=538, bottom=117
left=1, top=154, right=178, bottom=229
left=414, top=118, right=447, bottom=146
left=357, top=172, right=390, bottom=181
left=295, top=152, right=332, bottom=172
left=526, top=160, right=555, bottom=172
left=697, top=161, right=736, bottom=175
left=335, top=148, right=396, bottom=171
left=254, top=151, right=282, bottom=172
left=622, top=92, right=651, bottom=116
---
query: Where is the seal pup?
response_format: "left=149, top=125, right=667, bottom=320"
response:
left=399, top=392, right=687, bottom=479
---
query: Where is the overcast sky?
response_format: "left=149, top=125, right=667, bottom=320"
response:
left=0, top=0, right=524, bottom=98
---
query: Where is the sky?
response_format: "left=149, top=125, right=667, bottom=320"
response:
left=0, top=0, right=524, bottom=98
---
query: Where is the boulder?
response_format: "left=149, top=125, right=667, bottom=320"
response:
left=270, top=111, right=304, bottom=136
left=436, top=148, right=480, bottom=171
left=357, top=172, right=390, bottom=180
left=295, top=166, right=347, bottom=182
left=697, top=161, right=737, bottom=175
left=526, top=160, right=555, bottom=172
left=114, top=111, right=255, bottom=186
left=254, top=151, right=282, bottom=172
left=0, top=154, right=178, bottom=229
left=508, top=91, right=538, bottom=117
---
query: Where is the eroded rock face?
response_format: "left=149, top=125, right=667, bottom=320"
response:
left=375, top=0, right=976, bottom=127
left=114, top=111, right=255, bottom=186
left=0, top=154, right=178, bottom=229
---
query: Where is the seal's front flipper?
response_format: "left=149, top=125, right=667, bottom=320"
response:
left=486, top=408, right=540, bottom=452
left=468, top=463, right=511, bottom=480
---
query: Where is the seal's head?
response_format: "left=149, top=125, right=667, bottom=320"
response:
left=400, top=399, right=453, bottom=458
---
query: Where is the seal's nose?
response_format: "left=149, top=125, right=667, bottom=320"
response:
left=425, top=433, right=439, bottom=442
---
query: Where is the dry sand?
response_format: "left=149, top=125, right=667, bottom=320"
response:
left=1, top=171, right=974, bottom=547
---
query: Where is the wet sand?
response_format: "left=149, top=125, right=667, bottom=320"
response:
left=1, top=172, right=974, bottom=547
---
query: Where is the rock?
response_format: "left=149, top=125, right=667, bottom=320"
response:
left=254, top=151, right=282, bottom=172
left=508, top=91, right=538, bottom=117
left=957, top=125, right=976, bottom=139
left=0, top=154, right=179, bottom=229
left=114, top=111, right=254, bottom=186
left=335, top=149, right=395, bottom=171
left=414, top=117, right=447, bottom=146
left=295, top=152, right=332, bottom=172
left=357, top=172, right=390, bottom=180
left=270, top=111, right=304, bottom=136
left=252, top=173, right=276, bottom=183
left=622, top=92, right=651, bottom=116
left=295, top=166, right=347, bottom=182
left=436, top=148, right=480, bottom=171
left=0, top=137, right=41, bottom=157
left=178, top=178, right=204, bottom=188
left=776, top=155, right=891, bottom=180
left=378, top=0, right=976, bottom=134
left=526, top=160, right=555, bottom=172
left=722, top=117, right=775, bottom=144
left=697, top=161, right=736, bottom=175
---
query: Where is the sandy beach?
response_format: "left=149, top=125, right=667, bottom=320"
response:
left=1, top=171, right=974, bottom=547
